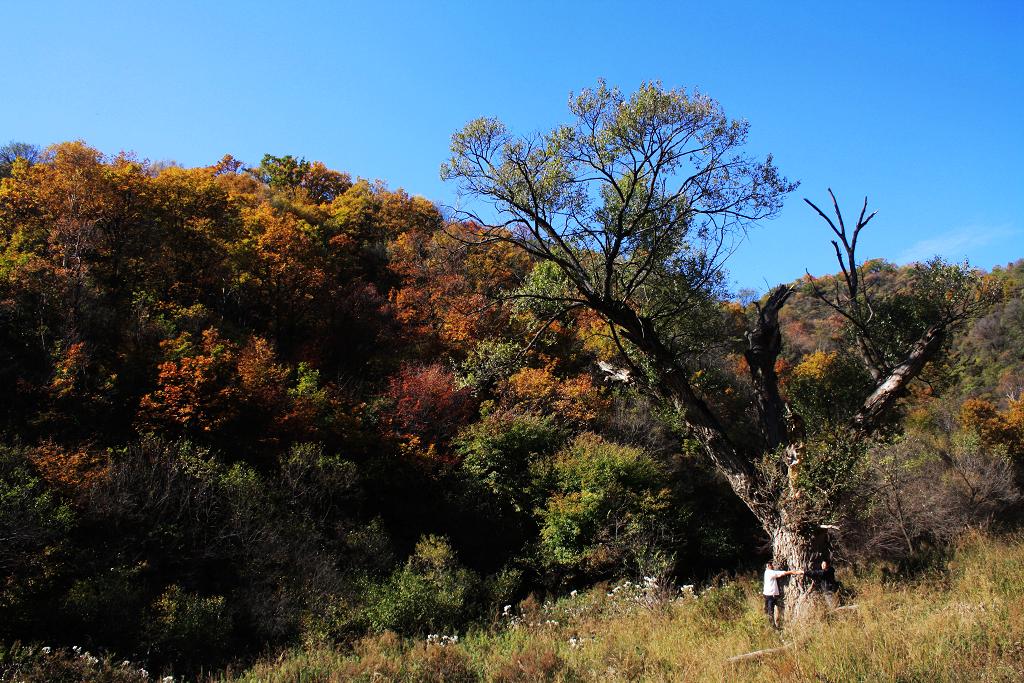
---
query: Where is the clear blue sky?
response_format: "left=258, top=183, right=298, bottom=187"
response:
left=3, top=0, right=1022, bottom=291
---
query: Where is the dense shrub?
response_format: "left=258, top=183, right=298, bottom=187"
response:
left=0, top=444, right=74, bottom=635
left=848, top=431, right=1020, bottom=562
left=783, top=350, right=874, bottom=430
left=363, top=535, right=479, bottom=635
left=145, top=584, right=230, bottom=671
left=458, top=412, right=565, bottom=514
left=537, top=434, right=675, bottom=579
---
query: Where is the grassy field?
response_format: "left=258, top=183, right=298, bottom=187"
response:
left=224, top=531, right=1024, bottom=682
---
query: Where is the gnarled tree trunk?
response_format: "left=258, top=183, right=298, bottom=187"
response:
left=770, top=512, right=831, bottom=621
left=605, top=286, right=840, bottom=621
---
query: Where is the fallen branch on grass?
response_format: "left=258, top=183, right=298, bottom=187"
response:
left=727, top=644, right=792, bottom=664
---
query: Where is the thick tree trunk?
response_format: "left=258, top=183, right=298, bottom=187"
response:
left=770, top=513, right=831, bottom=623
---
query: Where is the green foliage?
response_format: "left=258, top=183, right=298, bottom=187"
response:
left=794, top=257, right=995, bottom=387
left=458, top=413, right=565, bottom=513
left=848, top=258, right=990, bottom=374
left=290, top=361, right=323, bottom=399
left=796, top=429, right=870, bottom=521
left=480, top=565, right=523, bottom=614
left=146, top=584, right=230, bottom=669
left=785, top=350, right=874, bottom=430
left=253, top=154, right=310, bottom=192
left=0, top=444, right=74, bottom=627
left=279, top=442, right=360, bottom=517
left=442, top=80, right=795, bottom=369
left=955, top=260, right=1024, bottom=397
left=537, top=434, right=673, bottom=577
left=457, top=339, right=524, bottom=393
left=512, top=261, right=574, bottom=320
left=63, top=564, right=148, bottom=641
left=362, top=535, right=479, bottom=635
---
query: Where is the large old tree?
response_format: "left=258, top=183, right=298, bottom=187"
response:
left=442, top=81, right=989, bottom=616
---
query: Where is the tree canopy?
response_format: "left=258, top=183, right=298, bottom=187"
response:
left=443, top=81, right=998, bottom=617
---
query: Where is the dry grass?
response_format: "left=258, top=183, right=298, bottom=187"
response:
left=226, top=531, right=1024, bottom=682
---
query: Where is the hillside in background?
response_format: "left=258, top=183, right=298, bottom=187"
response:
left=778, top=258, right=1024, bottom=401
left=0, top=142, right=1021, bottom=679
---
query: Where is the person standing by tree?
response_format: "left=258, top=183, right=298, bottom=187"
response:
left=764, top=562, right=802, bottom=629
left=804, top=559, right=841, bottom=609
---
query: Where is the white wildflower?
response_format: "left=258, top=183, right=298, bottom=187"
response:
left=427, top=634, right=458, bottom=646
left=40, top=647, right=51, bottom=655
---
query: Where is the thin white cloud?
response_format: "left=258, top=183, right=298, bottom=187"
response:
left=897, top=224, right=1018, bottom=264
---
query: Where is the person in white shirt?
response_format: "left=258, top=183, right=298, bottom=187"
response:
left=763, top=561, right=803, bottom=628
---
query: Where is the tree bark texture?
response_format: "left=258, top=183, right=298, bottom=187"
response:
left=770, top=513, right=832, bottom=622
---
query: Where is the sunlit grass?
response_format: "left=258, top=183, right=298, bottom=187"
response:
left=225, top=531, right=1024, bottom=682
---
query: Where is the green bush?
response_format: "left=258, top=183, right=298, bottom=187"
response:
left=785, top=350, right=874, bottom=430
left=797, top=428, right=870, bottom=520
left=145, top=584, right=230, bottom=670
left=363, top=535, right=479, bottom=635
left=458, top=413, right=565, bottom=514
left=279, top=442, right=361, bottom=520
left=457, top=339, right=524, bottom=393
left=63, top=564, right=148, bottom=643
left=0, top=444, right=74, bottom=631
left=537, top=434, right=673, bottom=577
left=480, top=566, right=523, bottom=616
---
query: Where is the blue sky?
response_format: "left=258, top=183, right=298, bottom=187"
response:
left=2, top=0, right=1021, bottom=292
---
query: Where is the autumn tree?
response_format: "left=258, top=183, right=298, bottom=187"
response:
left=138, top=328, right=242, bottom=435
left=0, top=142, right=155, bottom=337
left=234, top=204, right=327, bottom=353
left=252, top=154, right=352, bottom=204
left=0, top=142, right=166, bottom=435
left=442, top=81, right=991, bottom=617
left=0, top=141, right=40, bottom=178
left=386, top=363, right=476, bottom=454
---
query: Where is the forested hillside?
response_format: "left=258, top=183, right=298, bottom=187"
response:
left=0, top=141, right=1020, bottom=678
